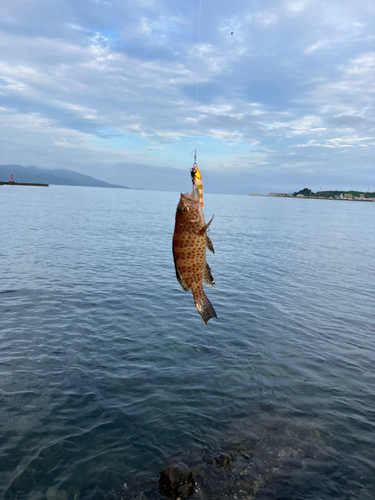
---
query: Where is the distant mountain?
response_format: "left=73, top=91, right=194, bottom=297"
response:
left=0, top=164, right=130, bottom=189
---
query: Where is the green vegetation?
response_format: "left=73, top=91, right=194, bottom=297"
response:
left=293, top=188, right=375, bottom=198
left=294, top=188, right=313, bottom=197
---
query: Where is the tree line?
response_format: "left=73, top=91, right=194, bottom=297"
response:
left=293, top=188, right=375, bottom=198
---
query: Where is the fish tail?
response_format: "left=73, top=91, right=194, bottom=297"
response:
left=192, top=286, right=217, bottom=324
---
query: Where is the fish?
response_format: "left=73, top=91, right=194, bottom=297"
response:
left=172, top=191, right=217, bottom=324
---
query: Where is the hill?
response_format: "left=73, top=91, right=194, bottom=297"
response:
left=0, top=164, right=130, bottom=189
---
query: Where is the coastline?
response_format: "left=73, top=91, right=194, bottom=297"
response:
left=249, top=194, right=375, bottom=202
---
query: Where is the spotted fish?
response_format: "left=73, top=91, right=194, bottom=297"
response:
left=172, top=191, right=217, bottom=324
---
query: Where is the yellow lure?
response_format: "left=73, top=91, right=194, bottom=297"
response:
left=191, top=165, right=204, bottom=208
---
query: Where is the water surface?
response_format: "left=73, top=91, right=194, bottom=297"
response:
left=1, top=186, right=374, bottom=499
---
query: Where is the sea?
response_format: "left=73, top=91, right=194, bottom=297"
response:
left=1, top=185, right=374, bottom=500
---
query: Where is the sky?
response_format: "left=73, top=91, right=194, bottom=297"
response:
left=0, top=0, right=374, bottom=194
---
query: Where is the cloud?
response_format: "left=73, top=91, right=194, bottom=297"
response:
left=0, top=0, right=374, bottom=192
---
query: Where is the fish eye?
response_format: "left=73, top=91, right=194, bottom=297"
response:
left=180, top=205, right=188, bottom=214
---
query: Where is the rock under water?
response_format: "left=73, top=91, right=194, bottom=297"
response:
left=159, top=463, right=195, bottom=499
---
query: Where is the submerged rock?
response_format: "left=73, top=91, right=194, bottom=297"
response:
left=159, top=462, right=196, bottom=498
left=114, top=416, right=338, bottom=500
left=213, top=452, right=235, bottom=470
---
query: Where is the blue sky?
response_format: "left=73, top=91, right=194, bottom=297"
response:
left=0, top=0, right=374, bottom=193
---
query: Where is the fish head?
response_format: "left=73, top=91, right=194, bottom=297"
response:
left=175, top=192, right=204, bottom=229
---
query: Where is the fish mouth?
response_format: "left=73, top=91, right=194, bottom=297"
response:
left=181, top=192, right=200, bottom=205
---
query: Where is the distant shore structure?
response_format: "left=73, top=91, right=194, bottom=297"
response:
left=0, top=173, right=48, bottom=187
left=249, top=190, right=375, bottom=202
left=248, top=190, right=375, bottom=202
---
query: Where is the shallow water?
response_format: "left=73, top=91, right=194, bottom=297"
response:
left=1, top=186, right=374, bottom=499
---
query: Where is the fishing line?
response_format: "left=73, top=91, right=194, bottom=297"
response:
left=196, top=0, right=202, bottom=101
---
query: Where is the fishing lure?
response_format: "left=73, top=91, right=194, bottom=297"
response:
left=190, top=152, right=204, bottom=208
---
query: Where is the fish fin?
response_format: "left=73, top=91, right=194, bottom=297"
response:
left=173, top=244, right=190, bottom=292
left=206, top=235, right=214, bottom=253
left=192, top=287, right=217, bottom=324
left=174, top=261, right=190, bottom=292
left=204, top=263, right=215, bottom=287
left=199, top=214, right=214, bottom=235
left=177, top=270, right=190, bottom=292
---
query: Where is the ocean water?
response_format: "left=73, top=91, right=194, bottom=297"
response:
left=0, top=185, right=374, bottom=500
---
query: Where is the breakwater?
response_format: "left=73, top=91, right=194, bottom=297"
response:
left=0, top=181, right=49, bottom=187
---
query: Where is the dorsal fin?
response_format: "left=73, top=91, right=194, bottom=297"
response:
left=206, top=235, right=214, bottom=253
left=199, top=214, right=214, bottom=235
left=204, top=263, right=215, bottom=287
